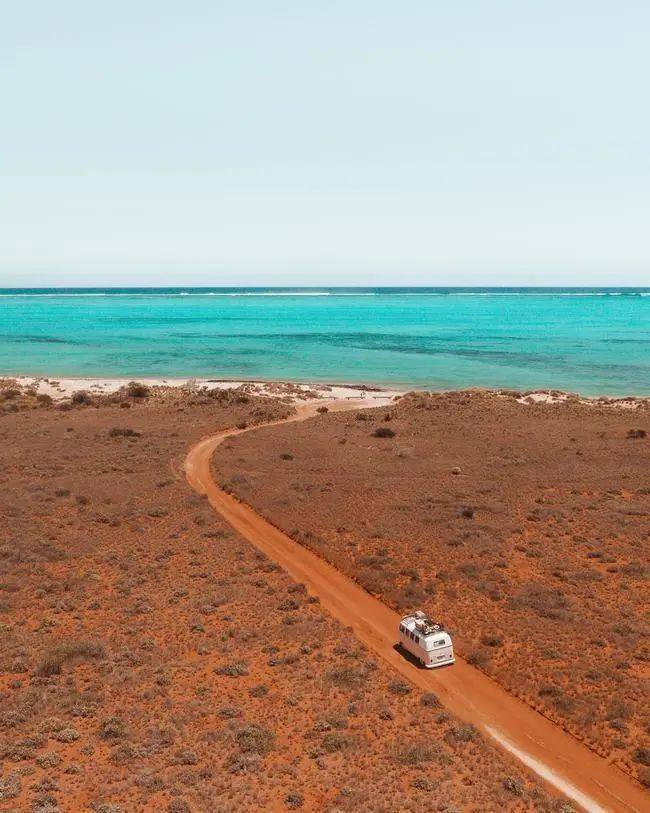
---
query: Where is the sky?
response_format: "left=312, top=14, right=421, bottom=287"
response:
left=1, top=1, right=649, bottom=287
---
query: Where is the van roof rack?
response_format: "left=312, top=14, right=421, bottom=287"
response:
left=411, top=611, right=445, bottom=636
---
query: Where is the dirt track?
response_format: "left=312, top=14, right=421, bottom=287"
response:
left=185, top=401, right=648, bottom=813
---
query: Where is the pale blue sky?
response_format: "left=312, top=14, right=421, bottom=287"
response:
left=2, top=1, right=649, bottom=287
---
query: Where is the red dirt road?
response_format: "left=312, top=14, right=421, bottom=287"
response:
left=185, top=401, right=647, bottom=813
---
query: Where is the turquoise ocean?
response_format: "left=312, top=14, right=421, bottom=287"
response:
left=0, top=288, right=648, bottom=396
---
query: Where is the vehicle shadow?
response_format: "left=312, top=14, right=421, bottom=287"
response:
left=393, top=643, right=455, bottom=670
left=393, top=643, right=426, bottom=669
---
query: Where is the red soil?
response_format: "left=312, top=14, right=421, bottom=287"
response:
left=213, top=390, right=649, bottom=792
left=1, top=383, right=565, bottom=812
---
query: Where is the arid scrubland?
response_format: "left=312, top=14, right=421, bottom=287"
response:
left=215, top=390, right=649, bottom=786
left=0, top=381, right=566, bottom=812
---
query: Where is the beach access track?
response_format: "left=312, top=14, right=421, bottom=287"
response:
left=185, top=401, right=647, bottom=813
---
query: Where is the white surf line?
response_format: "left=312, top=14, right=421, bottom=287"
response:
left=485, top=726, right=611, bottom=813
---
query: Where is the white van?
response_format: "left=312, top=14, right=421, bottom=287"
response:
left=399, top=611, right=455, bottom=668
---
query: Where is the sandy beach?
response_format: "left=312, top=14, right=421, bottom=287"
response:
left=9, top=373, right=647, bottom=410
left=11, top=374, right=404, bottom=406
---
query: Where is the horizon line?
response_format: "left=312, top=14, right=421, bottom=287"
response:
left=2, top=285, right=649, bottom=291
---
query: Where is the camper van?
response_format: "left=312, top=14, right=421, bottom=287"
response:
left=399, top=611, right=455, bottom=668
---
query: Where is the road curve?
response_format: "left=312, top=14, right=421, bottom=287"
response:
left=185, top=401, right=647, bottom=813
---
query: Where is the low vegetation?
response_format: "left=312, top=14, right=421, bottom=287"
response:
left=0, top=385, right=559, bottom=811
left=215, top=389, right=650, bottom=781
left=35, top=639, right=106, bottom=676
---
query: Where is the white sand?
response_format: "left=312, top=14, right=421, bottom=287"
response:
left=10, top=375, right=404, bottom=406
left=512, top=390, right=643, bottom=409
left=6, top=376, right=644, bottom=410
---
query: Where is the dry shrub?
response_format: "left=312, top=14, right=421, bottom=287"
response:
left=322, top=731, right=355, bottom=753
left=388, top=680, right=411, bottom=696
left=1, top=387, right=20, bottom=400
left=99, top=716, right=130, bottom=740
left=481, top=635, right=503, bottom=647
left=503, top=776, right=524, bottom=795
left=633, top=747, right=650, bottom=767
left=393, top=739, right=442, bottom=766
left=449, top=723, right=478, bottom=742
left=509, top=584, right=571, bottom=620
left=467, top=649, right=490, bottom=668
left=326, top=666, right=368, bottom=690
left=215, top=661, right=249, bottom=677
left=35, top=639, right=105, bottom=676
left=126, top=381, right=151, bottom=398
left=108, top=427, right=141, bottom=438
left=285, top=792, right=304, bottom=809
left=0, top=771, right=21, bottom=800
left=236, top=723, right=275, bottom=756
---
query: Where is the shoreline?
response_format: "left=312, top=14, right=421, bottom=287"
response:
left=2, top=374, right=648, bottom=409
left=5, top=374, right=405, bottom=406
